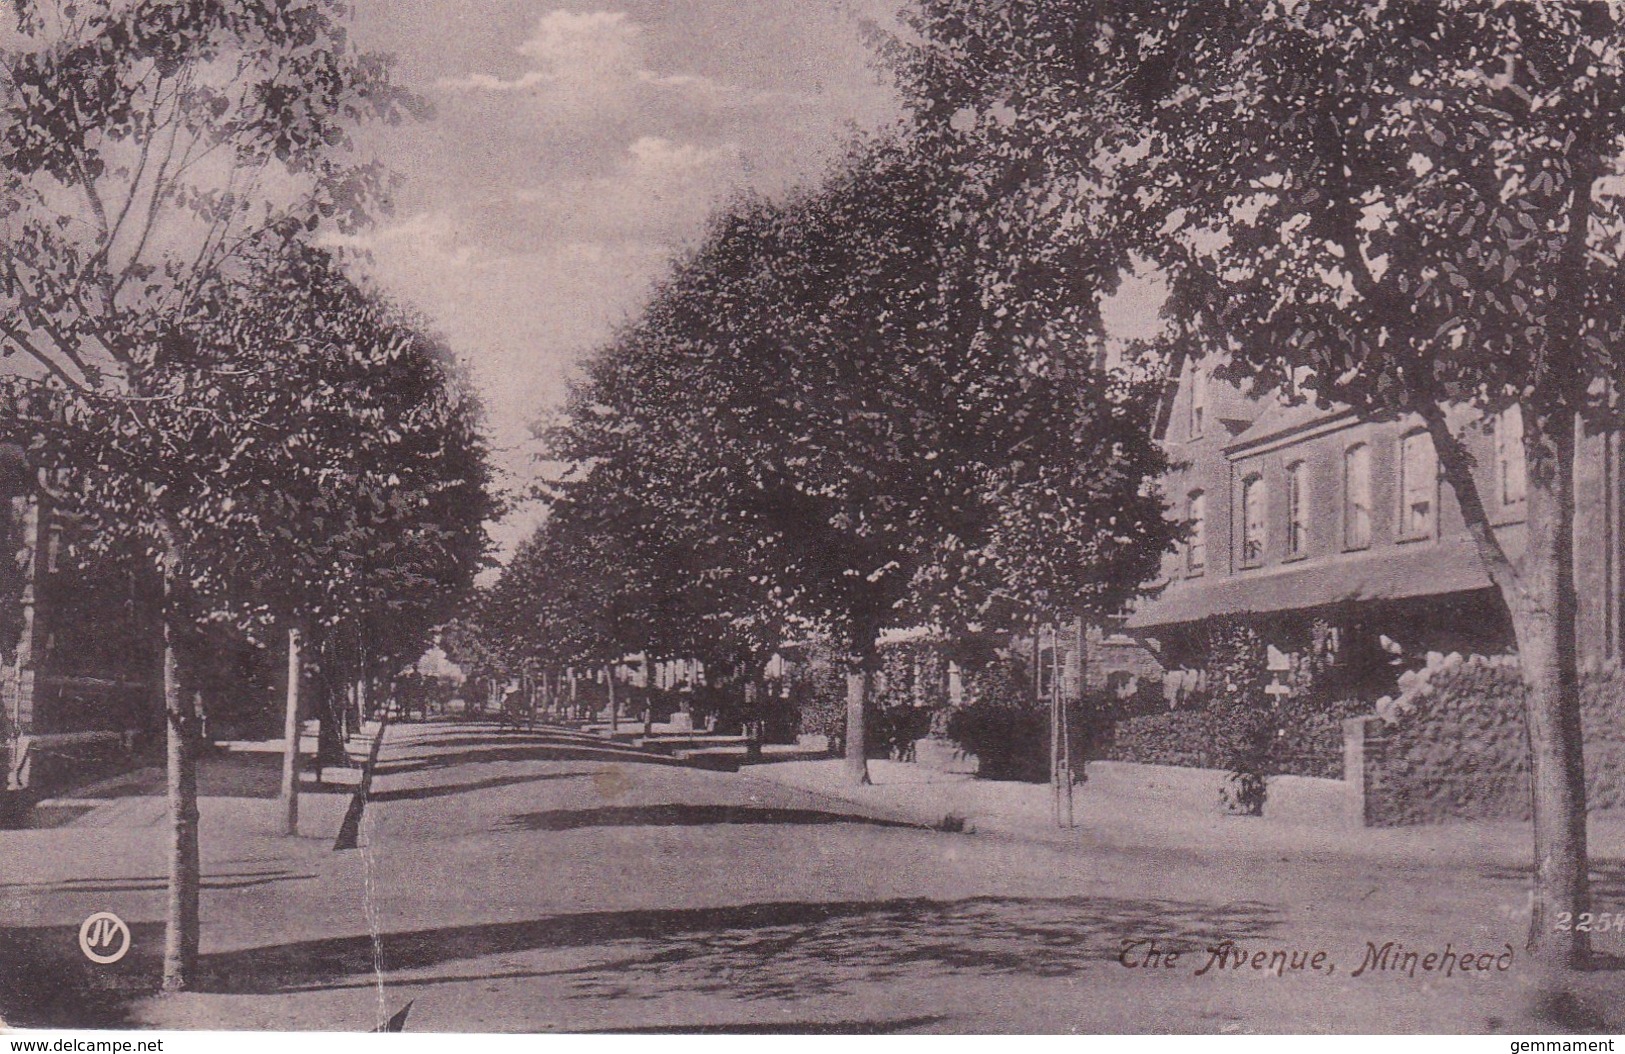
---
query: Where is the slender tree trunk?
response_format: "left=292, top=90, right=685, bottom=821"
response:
left=1428, top=403, right=1591, bottom=966
left=1516, top=410, right=1590, bottom=967
left=844, top=666, right=871, bottom=786
left=317, top=674, right=347, bottom=773
left=280, top=626, right=302, bottom=837
left=158, top=530, right=199, bottom=992
left=606, top=665, right=618, bottom=733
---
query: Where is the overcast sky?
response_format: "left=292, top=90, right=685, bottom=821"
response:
left=341, top=1, right=1166, bottom=561
left=343, top=1, right=906, bottom=553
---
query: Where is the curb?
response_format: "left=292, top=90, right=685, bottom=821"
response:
left=333, top=716, right=390, bottom=851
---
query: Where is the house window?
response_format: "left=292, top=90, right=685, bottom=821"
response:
left=1187, top=490, right=1206, bottom=574
left=1286, top=460, right=1309, bottom=557
left=1189, top=365, right=1207, bottom=439
left=1343, top=443, right=1372, bottom=550
left=1398, top=431, right=1438, bottom=539
left=1497, top=406, right=1527, bottom=506
left=1241, top=474, right=1266, bottom=567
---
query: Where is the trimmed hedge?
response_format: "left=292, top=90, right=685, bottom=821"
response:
left=1102, top=709, right=1222, bottom=770
left=1100, top=703, right=1354, bottom=779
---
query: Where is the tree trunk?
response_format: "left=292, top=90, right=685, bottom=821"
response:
left=844, top=667, right=871, bottom=786
left=1515, top=410, right=1590, bottom=967
left=1427, top=403, right=1591, bottom=967
left=280, top=626, right=302, bottom=837
left=317, top=675, right=347, bottom=774
left=351, top=675, right=365, bottom=739
left=158, top=540, right=199, bottom=992
left=606, top=665, right=618, bottom=733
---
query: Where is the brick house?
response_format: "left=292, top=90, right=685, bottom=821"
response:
left=1119, top=353, right=1625, bottom=696
left=1, top=448, right=163, bottom=805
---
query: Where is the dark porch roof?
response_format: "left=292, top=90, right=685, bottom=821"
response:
left=1124, top=536, right=1503, bottom=631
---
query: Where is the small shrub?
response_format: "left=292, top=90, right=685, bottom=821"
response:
left=943, top=651, right=1054, bottom=782
left=945, top=698, right=1050, bottom=781
left=871, top=703, right=935, bottom=761
left=1204, top=621, right=1274, bottom=815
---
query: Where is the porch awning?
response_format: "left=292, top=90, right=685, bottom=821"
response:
left=1124, top=536, right=1501, bottom=631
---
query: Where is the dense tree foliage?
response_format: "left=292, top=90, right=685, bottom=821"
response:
left=525, top=133, right=1172, bottom=783
left=891, top=0, right=1625, bottom=965
left=0, top=0, right=486, bottom=989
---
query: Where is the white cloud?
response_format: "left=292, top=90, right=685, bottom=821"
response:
left=437, top=8, right=738, bottom=103
left=516, top=10, right=641, bottom=74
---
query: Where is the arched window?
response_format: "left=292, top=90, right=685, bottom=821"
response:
left=1286, top=460, right=1309, bottom=557
left=1497, top=406, right=1527, bottom=506
left=1186, top=490, right=1207, bottom=574
left=1343, top=444, right=1372, bottom=550
left=1399, top=431, right=1438, bottom=539
left=1241, top=474, right=1266, bottom=566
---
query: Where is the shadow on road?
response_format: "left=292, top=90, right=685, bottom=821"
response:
left=0, top=920, right=166, bottom=1028
left=198, top=894, right=1278, bottom=1000
left=600, top=1015, right=948, bottom=1034
left=369, top=771, right=595, bottom=804
left=0, top=869, right=317, bottom=897
left=0, top=890, right=1279, bottom=1027
left=375, top=744, right=689, bottom=777
left=497, top=803, right=923, bottom=832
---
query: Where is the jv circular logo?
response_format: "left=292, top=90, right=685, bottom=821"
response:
left=78, top=911, right=131, bottom=964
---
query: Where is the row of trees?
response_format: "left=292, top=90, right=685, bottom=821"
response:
left=0, top=1, right=494, bottom=989
left=461, top=138, right=1175, bottom=780
left=470, top=0, right=1625, bottom=969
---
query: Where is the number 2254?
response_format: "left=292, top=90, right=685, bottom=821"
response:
left=1554, top=912, right=1623, bottom=932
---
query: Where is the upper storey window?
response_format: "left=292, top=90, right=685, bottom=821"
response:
left=1398, top=431, right=1438, bottom=539
left=1188, top=365, right=1207, bottom=440
left=1497, top=406, right=1527, bottom=507
left=1186, top=490, right=1207, bottom=575
left=1241, top=474, right=1266, bottom=567
left=1286, top=460, right=1309, bottom=558
left=1343, top=443, right=1372, bottom=550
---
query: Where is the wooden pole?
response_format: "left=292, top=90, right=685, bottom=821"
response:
left=280, top=625, right=302, bottom=837
left=1056, top=625, right=1074, bottom=828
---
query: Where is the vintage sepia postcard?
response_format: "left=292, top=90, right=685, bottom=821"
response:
left=3, top=0, right=1625, bottom=1041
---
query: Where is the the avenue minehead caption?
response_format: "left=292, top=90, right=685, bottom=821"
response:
left=1119, top=939, right=1516, bottom=979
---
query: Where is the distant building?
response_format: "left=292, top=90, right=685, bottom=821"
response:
left=1117, top=353, right=1623, bottom=693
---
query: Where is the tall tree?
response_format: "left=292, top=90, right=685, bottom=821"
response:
left=0, top=0, right=418, bottom=988
left=893, top=0, right=1625, bottom=965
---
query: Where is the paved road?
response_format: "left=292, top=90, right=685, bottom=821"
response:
left=4, top=719, right=1622, bottom=1033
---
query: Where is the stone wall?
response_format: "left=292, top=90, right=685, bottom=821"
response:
left=1344, top=654, right=1625, bottom=826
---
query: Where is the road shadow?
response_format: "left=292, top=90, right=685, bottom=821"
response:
left=497, top=803, right=922, bottom=833
left=369, top=771, right=594, bottom=804
left=375, top=744, right=691, bottom=777
left=197, top=893, right=1277, bottom=999
left=0, top=869, right=317, bottom=896
left=0, top=920, right=166, bottom=1028
left=1, top=894, right=1280, bottom=1027
left=600, top=1015, right=947, bottom=1034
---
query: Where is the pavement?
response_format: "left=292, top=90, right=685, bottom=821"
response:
left=742, top=755, right=1625, bottom=874
left=2, top=718, right=1624, bottom=1034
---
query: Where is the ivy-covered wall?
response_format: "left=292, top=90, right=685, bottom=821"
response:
left=1362, top=655, right=1625, bottom=825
